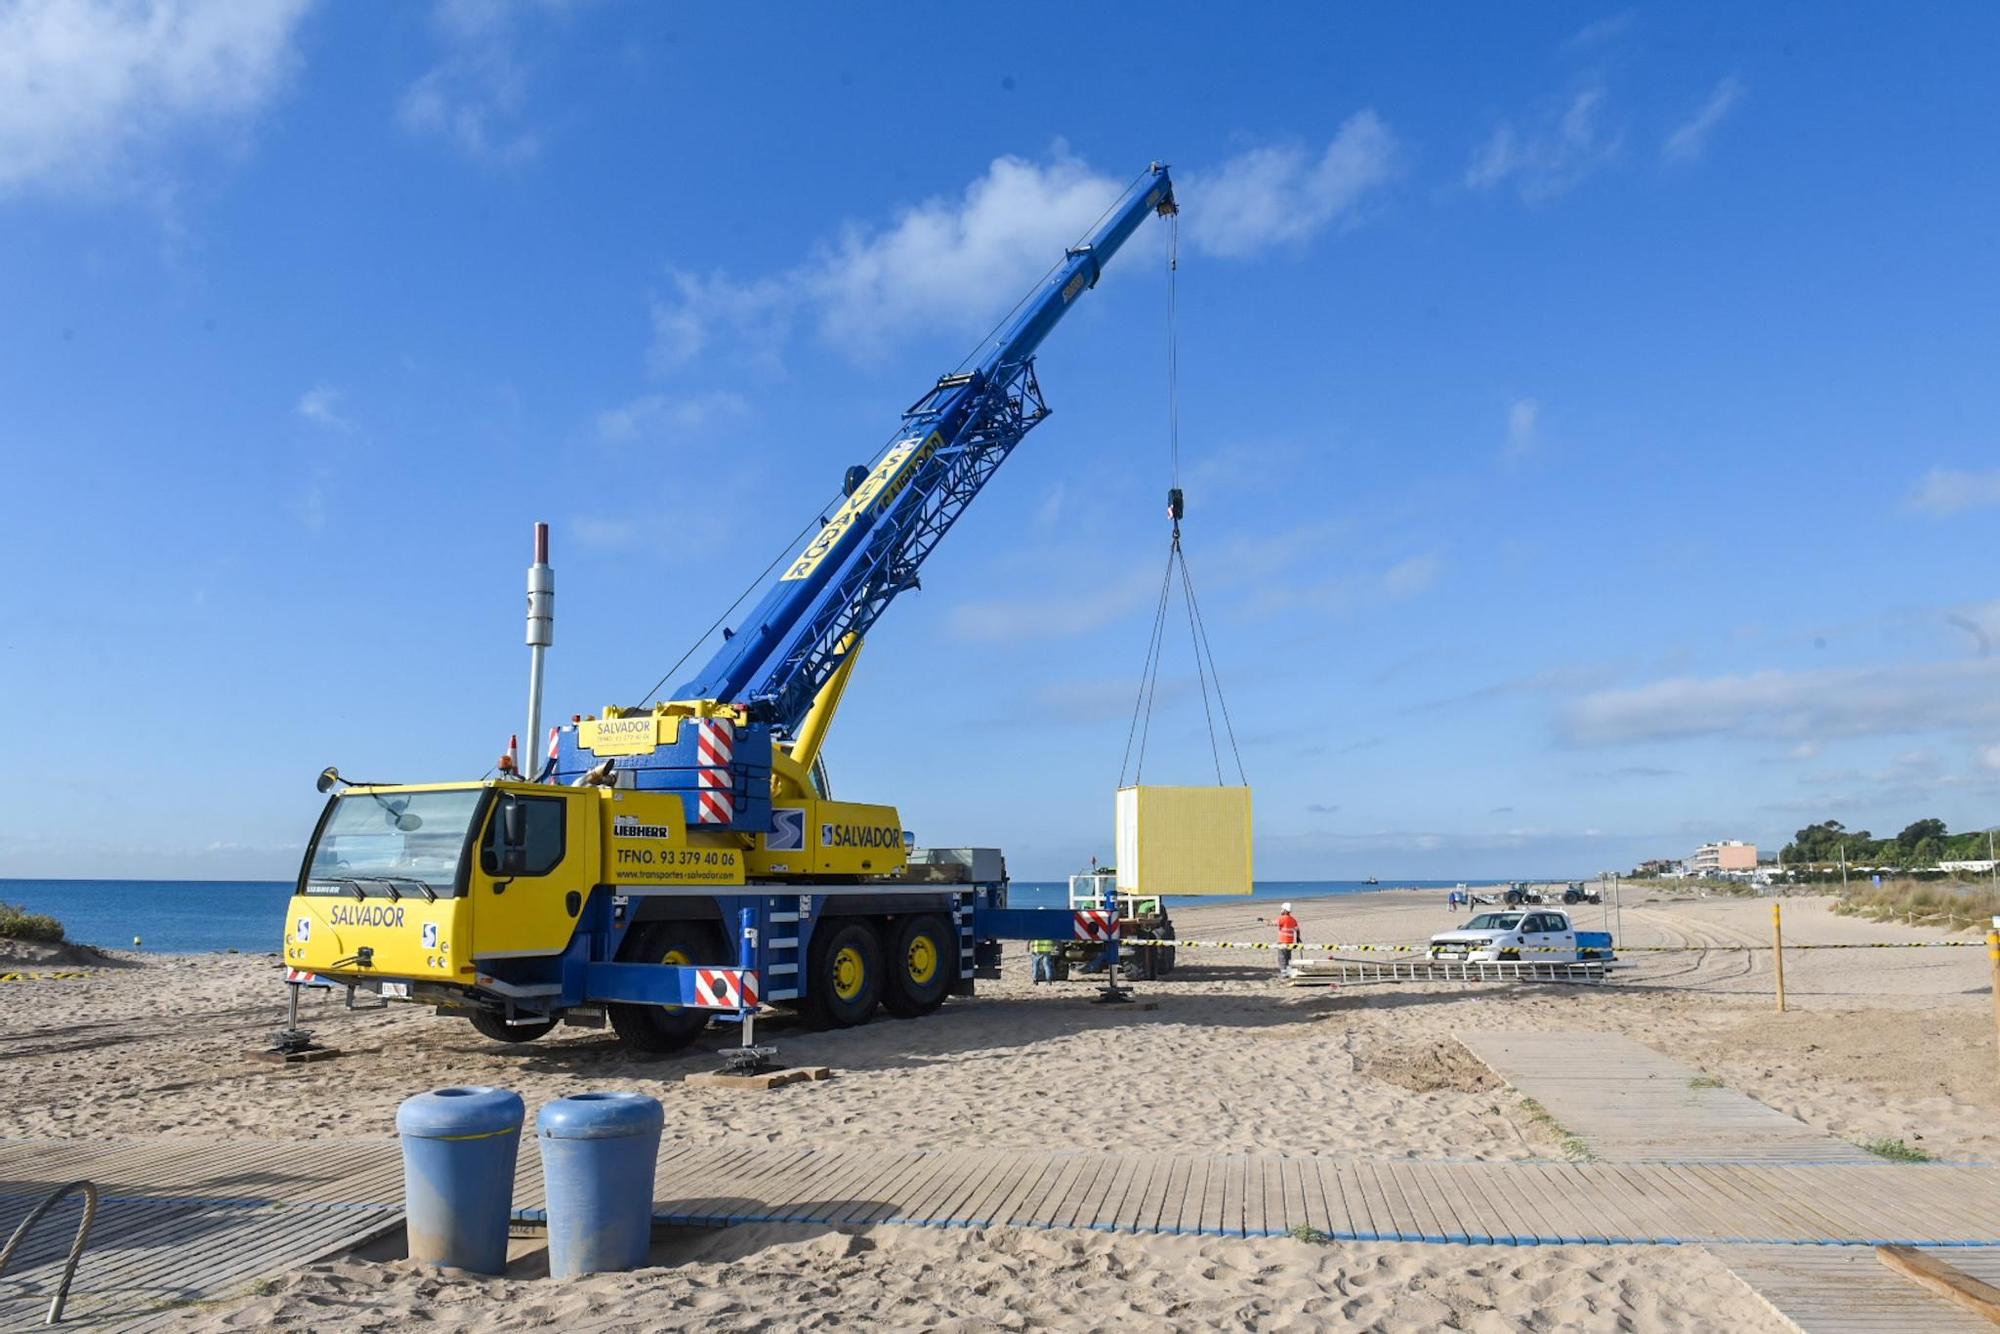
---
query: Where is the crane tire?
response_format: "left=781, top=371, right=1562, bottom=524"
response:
left=883, top=914, right=953, bottom=1017
left=804, top=921, right=883, bottom=1029
left=607, top=921, right=722, bottom=1054
left=468, top=1011, right=557, bottom=1044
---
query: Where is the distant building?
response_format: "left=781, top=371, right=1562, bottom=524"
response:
left=1692, top=840, right=1756, bottom=874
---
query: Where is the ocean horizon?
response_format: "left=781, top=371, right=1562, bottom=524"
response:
left=0, top=875, right=1535, bottom=954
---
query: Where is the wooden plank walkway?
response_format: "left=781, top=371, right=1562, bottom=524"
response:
left=619, top=1147, right=2000, bottom=1246
left=8, top=1132, right=2000, bottom=1323
left=1719, top=1245, right=2000, bottom=1333
left=0, top=1137, right=404, bottom=1329
left=1459, top=1030, right=1879, bottom=1163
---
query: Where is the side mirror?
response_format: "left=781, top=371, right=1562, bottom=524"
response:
left=498, top=796, right=528, bottom=875
left=316, top=766, right=342, bottom=793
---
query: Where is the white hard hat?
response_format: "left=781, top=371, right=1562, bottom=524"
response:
left=1281, top=902, right=1293, bottom=913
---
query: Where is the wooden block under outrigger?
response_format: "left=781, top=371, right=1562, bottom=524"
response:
left=683, top=1066, right=834, bottom=1091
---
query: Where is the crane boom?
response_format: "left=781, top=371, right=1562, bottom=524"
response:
left=673, top=163, right=1177, bottom=731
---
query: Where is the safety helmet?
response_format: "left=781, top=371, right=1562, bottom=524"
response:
left=1281, top=902, right=1293, bottom=913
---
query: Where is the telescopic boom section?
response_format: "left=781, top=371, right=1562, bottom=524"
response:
left=673, top=163, right=1177, bottom=733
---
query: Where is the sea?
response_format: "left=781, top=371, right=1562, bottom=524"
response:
left=0, top=877, right=1500, bottom=954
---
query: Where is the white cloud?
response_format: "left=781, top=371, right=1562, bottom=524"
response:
left=1904, top=467, right=2000, bottom=517
left=1466, top=85, right=1621, bottom=202
left=1379, top=553, right=1443, bottom=600
left=652, top=148, right=1125, bottom=365
left=651, top=131, right=1398, bottom=370
left=569, top=515, right=638, bottom=549
left=0, top=0, right=314, bottom=195
left=1980, top=745, right=2000, bottom=772
left=947, top=570, right=1159, bottom=644
left=1245, top=550, right=1444, bottom=618
left=1562, top=659, right=2000, bottom=746
left=400, top=0, right=575, bottom=165
left=1663, top=76, right=1744, bottom=165
left=296, top=384, right=346, bottom=429
left=1185, top=112, right=1399, bottom=258
left=1565, top=11, right=1636, bottom=51
left=1029, top=676, right=1186, bottom=726
left=1504, top=397, right=1540, bottom=461
left=593, top=391, right=746, bottom=444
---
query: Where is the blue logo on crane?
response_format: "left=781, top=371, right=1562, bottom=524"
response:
left=768, top=807, right=805, bottom=851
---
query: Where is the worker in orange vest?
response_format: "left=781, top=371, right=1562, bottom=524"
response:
left=1273, top=902, right=1301, bottom=976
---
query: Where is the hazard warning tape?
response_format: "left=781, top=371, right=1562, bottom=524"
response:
left=1115, top=939, right=1988, bottom=954
left=0, top=970, right=87, bottom=982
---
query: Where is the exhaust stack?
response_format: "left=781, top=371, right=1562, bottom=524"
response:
left=525, top=522, right=554, bottom=779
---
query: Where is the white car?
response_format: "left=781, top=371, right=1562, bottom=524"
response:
left=1429, top=909, right=1580, bottom=962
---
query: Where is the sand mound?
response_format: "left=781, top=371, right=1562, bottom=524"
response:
left=1359, top=1038, right=1503, bottom=1094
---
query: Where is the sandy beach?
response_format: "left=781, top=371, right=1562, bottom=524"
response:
left=3, top=886, right=1988, bottom=1328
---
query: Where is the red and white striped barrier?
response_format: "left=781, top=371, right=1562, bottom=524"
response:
left=692, top=967, right=757, bottom=1010
left=1073, top=910, right=1120, bottom=942
left=696, top=718, right=735, bottom=824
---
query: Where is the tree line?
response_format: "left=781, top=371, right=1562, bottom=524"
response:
left=1781, top=818, right=1994, bottom=870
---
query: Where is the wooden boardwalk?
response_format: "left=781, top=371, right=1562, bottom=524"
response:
left=1459, top=1030, right=1878, bottom=1163
left=0, top=1139, right=404, bottom=1329
left=1720, top=1245, right=2000, bottom=1333
left=607, top=1144, right=2000, bottom=1246
left=8, top=1132, right=2000, bottom=1324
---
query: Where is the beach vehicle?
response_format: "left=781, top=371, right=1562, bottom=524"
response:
left=1426, top=909, right=1614, bottom=963
left=282, top=166, right=1182, bottom=1058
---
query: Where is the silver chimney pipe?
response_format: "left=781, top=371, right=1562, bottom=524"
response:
left=525, top=522, right=554, bottom=778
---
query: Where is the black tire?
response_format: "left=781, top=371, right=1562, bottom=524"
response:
left=1118, top=935, right=1157, bottom=982
left=805, top=920, right=883, bottom=1028
left=607, top=920, right=723, bottom=1054
left=467, top=1010, right=558, bottom=1044
left=1562, top=888, right=1582, bottom=905
left=882, top=914, right=953, bottom=1018
left=1155, top=917, right=1178, bottom=976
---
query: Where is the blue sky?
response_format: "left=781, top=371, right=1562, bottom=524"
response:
left=4, top=2, right=1998, bottom=882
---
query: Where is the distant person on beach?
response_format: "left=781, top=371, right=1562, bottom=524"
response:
left=1273, top=903, right=1300, bottom=976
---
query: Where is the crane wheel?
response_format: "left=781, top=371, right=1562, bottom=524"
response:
left=882, top=914, right=953, bottom=1018
left=805, top=921, right=883, bottom=1029
left=467, top=1011, right=558, bottom=1044
left=608, top=921, right=722, bottom=1054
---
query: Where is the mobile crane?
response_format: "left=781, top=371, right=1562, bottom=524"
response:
left=282, top=164, right=1177, bottom=1056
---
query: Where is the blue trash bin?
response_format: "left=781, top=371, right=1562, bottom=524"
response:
left=537, top=1092, right=665, bottom=1279
left=396, top=1086, right=525, bottom=1274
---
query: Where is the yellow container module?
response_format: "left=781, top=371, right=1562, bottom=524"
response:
left=1114, top=786, right=1253, bottom=896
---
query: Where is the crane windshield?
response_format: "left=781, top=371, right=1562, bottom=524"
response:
left=302, top=789, right=485, bottom=897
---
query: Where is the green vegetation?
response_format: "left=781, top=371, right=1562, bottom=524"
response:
left=1782, top=817, right=1997, bottom=877
left=1287, top=1223, right=1330, bottom=1244
left=0, top=903, right=64, bottom=944
left=1689, top=1075, right=1724, bottom=1089
left=1518, top=1096, right=1594, bottom=1162
left=1833, top=879, right=2000, bottom=931
left=1857, top=1136, right=1932, bottom=1163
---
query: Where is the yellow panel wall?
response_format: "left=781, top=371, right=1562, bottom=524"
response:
left=1114, top=785, right=1253, bottom=896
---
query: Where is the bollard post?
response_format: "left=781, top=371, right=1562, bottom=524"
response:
left=1772, top=901, right=1787, bottom=1013
left=1988, top=922, right=2000, bottom=1082
left=738, top=907, right=756, bottom=1050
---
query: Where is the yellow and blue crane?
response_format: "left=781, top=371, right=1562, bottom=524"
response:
left=282, top=164, right=1178, bottom=1059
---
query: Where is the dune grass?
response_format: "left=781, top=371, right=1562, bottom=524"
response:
left=0, top=903, right=65, bottom=944
left=1832, top=878, right=2000, bottom=932
left=1857, top=1136, right=1933, bottom=1163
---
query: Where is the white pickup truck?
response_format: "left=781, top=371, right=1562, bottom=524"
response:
left=1427, top=909, right=1613, bottom=963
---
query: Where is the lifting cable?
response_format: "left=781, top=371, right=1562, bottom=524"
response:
left=1118, top=211, right=1247, bottom=790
